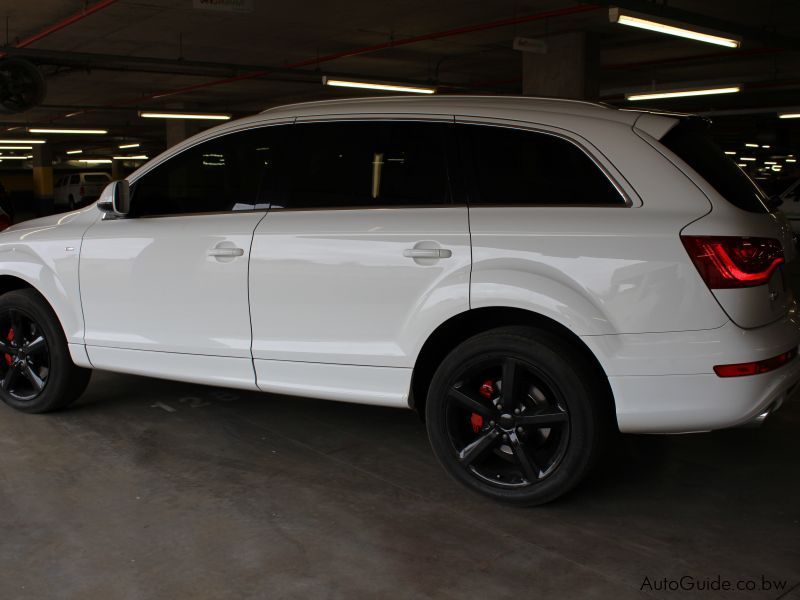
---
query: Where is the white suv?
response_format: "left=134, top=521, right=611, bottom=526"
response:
left=0, top=96, right=797, bottom=505
left=54, top=172, right=111, bottom=210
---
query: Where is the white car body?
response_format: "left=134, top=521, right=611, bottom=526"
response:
left=1, top=96, right=798, bottom=433
left=53, top=172, right=111, bottom=208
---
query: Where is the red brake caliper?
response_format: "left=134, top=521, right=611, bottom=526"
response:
left=4, top=327, right=13, bottom=366
left=471, top=379, right=494, bottom=433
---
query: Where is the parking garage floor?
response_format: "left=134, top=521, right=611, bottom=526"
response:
left=1, top=365, right=799, bottom=599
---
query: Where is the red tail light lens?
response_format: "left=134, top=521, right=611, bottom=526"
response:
left=714, top=348, right=797, bottom=377
left=681, top=236, right=784, bottom=288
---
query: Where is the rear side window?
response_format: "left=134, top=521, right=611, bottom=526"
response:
left=84, top=174, right=110, bottom=183
left=661, top=120, right=769, bottom=214
left=460, top=124, right=625, bottom=206
left=130, top=126, right=289, bottom=217
left=279, top=121, right=451, bottom=210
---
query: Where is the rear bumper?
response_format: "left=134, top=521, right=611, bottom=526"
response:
left=584, top=307, right=800, bottom=433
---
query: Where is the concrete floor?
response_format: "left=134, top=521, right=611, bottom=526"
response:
left=0, top=368, right=798, bottom=599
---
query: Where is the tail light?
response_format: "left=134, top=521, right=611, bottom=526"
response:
left=714, top=348, right=797, bottom=377
left=681, top=236, right=784, bottom=288
left=80, top=186, right=85, bottom=196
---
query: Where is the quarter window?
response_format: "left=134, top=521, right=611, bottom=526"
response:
left=130, top=126, right=289, bottom=217
left=278, top=121, right=452, bottom=210
left=461, top=124, right=625, bottom=206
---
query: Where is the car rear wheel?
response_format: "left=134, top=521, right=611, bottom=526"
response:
left=426, top=326, right=605, bottom=506
left=0, top=289, right=91, bottom=413
left=68, top=195, right=75, bottom=210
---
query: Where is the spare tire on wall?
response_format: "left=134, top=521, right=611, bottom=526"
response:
left=0, top=58, right=46, bottom=114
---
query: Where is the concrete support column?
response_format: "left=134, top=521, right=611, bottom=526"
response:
left=32, top=145, right=53, bottom=215
left=165, top=119, right=188, bottom=148
left=522, top=32, right=599, bottom=101
left=111, top=159, right=124, bottom=180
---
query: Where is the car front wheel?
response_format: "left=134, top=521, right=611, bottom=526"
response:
left=426, top=326, right=606, bottom=506
left=0, top=289, right=91, bottom=413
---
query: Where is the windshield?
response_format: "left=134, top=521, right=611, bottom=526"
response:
left=661, top=119, right=770, bottom=214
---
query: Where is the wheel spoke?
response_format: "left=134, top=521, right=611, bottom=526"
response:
left=10, top=311, right=25, bottom=345
left=516, top=410, right=568, bottom=428
left=458, top=429, right=500, bottom=466
left=501, top=359, right=517, bottom=412
left=1, top=367, right=17, bottom=391
left=448, top=387, right=493, bottom=418
left=509, top=431, right=540, bottom=482
left=25, top=336, right=45, bottom=354
left=21, top=364, right=44, bottom=392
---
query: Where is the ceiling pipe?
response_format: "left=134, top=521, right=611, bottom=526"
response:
left=0, top=0, right=119, bottom=58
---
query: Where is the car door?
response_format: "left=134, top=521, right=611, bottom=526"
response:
left=249, top=118, right=471, bottom=405
left=79, top=124, right=290, bottom=389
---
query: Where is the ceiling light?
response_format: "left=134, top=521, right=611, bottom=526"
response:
left=66, top=149, right=83, bottom=155
left=139, top=112, right=231, bottom=120
left=609, top=8, right=741, bottom=48
left=787, top=158, right=797, bottom=163
left=771, top=165, right=782, bottom=171
left=626, top=86, right=740, bottom=102
left=740, top=157, right=756, bottom=161
left=762, top=145, right=770, bottom=149
left=779, top=113, right=800, bottom=119
left=322, top=76, right=436, bottom=95
left=0, top=139, right=46, bottom=144
left=77, top=159, right=112, bottom=164
left=0, top=146, right=32, bottom=150
left=764, top=161, right=777, bottom=165
left=736, top=163, right=747, bottom=167
left=745, top=143, right=759, bottom=148
left=112, top=155, right=149, bottom=160
left=29, top=128, right=107, bottom=134
left=724, top=151, right=736, bottom=155
left=0, top=155, right=30, bottom=160
left=119, top=143, right=140, bottom=149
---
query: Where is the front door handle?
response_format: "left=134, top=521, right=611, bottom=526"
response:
left=403, top=248, right=452, bottom=259
left=208, top=247, right=244, bottom=258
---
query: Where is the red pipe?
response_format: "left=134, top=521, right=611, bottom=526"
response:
left=12, top=0, right=120, bottom=49
left=149, top=4, right=601, bottom=99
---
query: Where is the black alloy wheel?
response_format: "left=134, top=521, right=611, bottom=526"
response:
left=0, top=308, right=50, bottom=401
left=426, top=326, right=605, bottom=506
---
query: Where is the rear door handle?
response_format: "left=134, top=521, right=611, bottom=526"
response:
left=208, top=247, right=244, bottom=257
left=403, top=248, right=452, bottom=259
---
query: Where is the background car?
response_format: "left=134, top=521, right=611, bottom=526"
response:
left=53, top=172, right=111, bottom=210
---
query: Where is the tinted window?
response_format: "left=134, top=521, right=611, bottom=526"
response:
left=461, top=124, right=624, bottom=206
left=70, top=175, right=79, bottom=184
left=279, top=121, right=451, bottom=209
left=661, top=119, right=769, bottom=214
left=131, top=126, right=288, bottom=217
left=84, top=174, right=110, bottom=183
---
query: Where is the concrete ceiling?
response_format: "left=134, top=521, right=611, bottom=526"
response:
left=1, top=0, right=799, bottom=180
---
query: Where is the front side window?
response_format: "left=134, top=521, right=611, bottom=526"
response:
left=277, top=121, right=452, bottom=210
left=461, top=124, right=625, bottom=206
left=130, top=126, right=289, bottom=217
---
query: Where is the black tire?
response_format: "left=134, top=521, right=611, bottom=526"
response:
left=0, top=289, right=91, bottom=413
left=426, top=326, right=606, bottom=506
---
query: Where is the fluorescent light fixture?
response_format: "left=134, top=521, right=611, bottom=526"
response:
left=724, top=151, right=736, bottom=155
left=29, top=128, right=107, bottom=134
left=139, top=111, right=231, bottom=120
left=0, top=139, right=46, bottom=144
left=66, top=149, right=83, bottom=155
left=740, top=157, right=756, bottom=161
left=609, top=8, right=741, bottom=48
left=745, top=143, right=759, bottom=148
left=764, top=161, right=777, bottom=165
left=787, top=158, right=797, bottom=163
left=771, top=165, right=782, bottom=171
left=0, top=155, right=30, bottom=160
left=322, top=76, right=436, bottom=95
left=77, top=159, right=112, bottom=164
left=736, top=163, right=747, bottom=167
left=112, top=155, right=149, bottom=160
left=626, top=85, right=740, bottom=102
left=119, top=143, right=140, bottom=149
left=0, top=146, right=32, bottom=150
left=779, top=113, right=800, bottom=119
left=762, top=145, right=770, bottom=149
